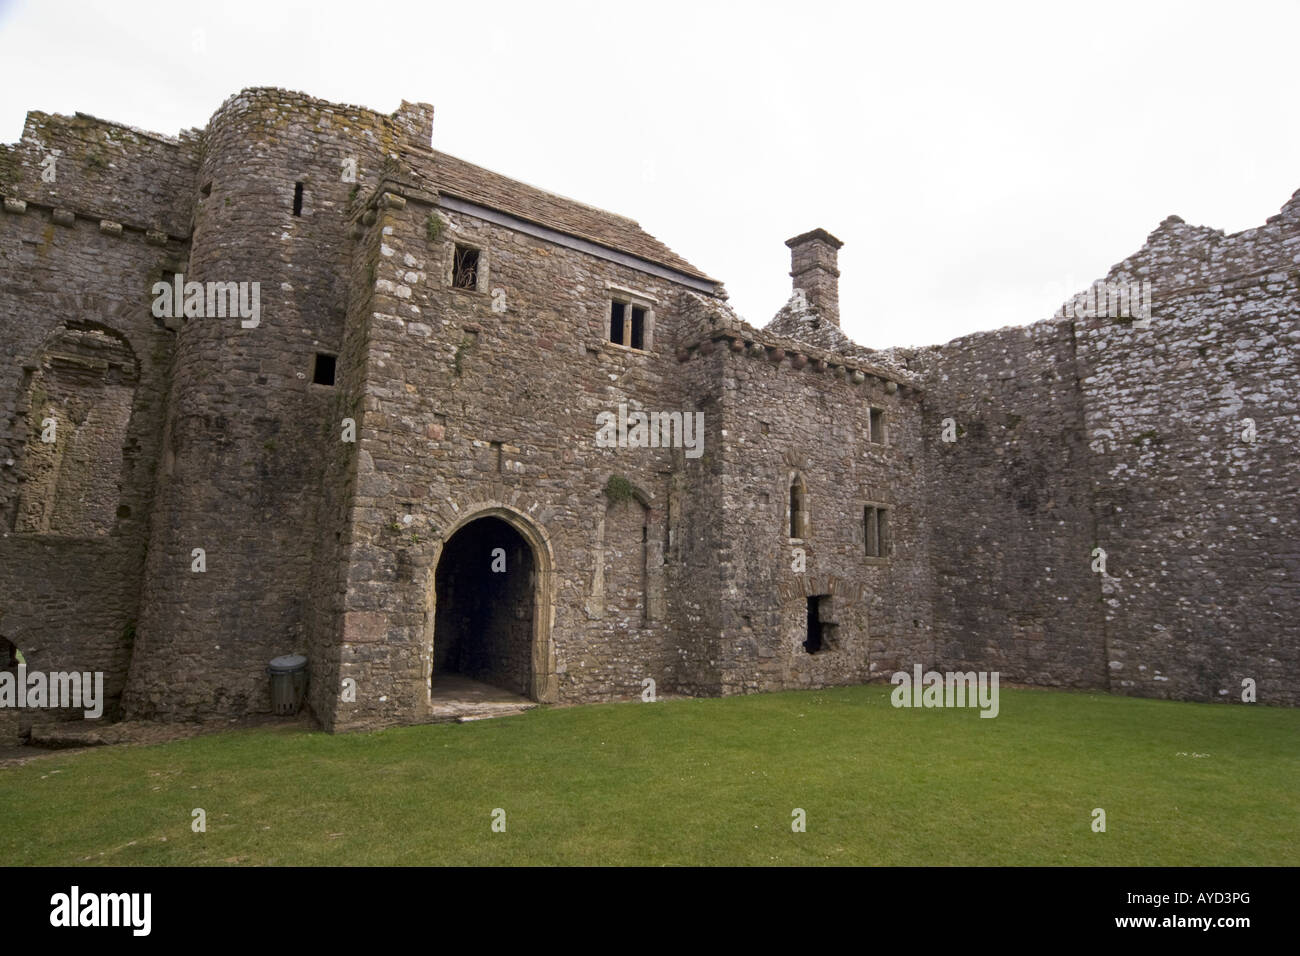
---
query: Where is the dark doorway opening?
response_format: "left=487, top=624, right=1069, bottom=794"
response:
left=433, top=516, right=535, bottom=698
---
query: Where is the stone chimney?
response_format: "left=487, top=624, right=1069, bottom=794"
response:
left=785, top=228, right=844, bottom=326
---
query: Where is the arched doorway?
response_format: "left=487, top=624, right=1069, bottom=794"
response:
left=432, top=515, right=537, bottom=698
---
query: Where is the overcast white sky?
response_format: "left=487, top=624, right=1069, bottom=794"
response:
left=3, top=0, right=1298, bottom=348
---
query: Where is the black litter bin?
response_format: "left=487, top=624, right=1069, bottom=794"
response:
left=268, top=654, right=308, bottom=715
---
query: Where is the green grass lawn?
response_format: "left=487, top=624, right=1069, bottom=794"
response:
left=1, top=685, right=1296, bottom=866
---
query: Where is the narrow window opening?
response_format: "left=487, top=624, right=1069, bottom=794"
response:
left=293, top=182, right=304, bottom=217
left=312, top=353, right=337, bottom=386
left=453, top=244, right=479, bottom=289
left=790, top=477, right=807, bottom=538
left=200, top=181, right=213, bottom=197
left=804, top=597, right=823, bottom=654
left=869, top=407, right=886, bottom=444
left=609, top=302, right=626, bottom=345
left=630, top=306, right=646, bottom=350
left=865, top=505, right=890, bottom=557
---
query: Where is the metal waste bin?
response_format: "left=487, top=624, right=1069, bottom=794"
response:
left=268, top=654, right=308, bottom=715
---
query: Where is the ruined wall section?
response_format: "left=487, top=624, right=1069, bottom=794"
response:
left=0, top=112, right=194, bottom=717
left=904, top=319, right=1107, bottom=688
left=1076, top=197, right=1300, bottom=705
left=123, top=90, right=410, bottom=719
left=908, top=191, right=1299, bottom=704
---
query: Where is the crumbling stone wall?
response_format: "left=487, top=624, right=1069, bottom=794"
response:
left=901, top=194, right=1299, bottom=706
left=1075, top=201, right=1300, bottom=705
left=0, top=109, right=191, bottom=717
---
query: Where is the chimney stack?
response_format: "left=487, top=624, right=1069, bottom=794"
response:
left=785, top=228, right=844, bottom=327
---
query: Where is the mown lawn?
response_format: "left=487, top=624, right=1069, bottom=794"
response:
left=1, top=685, right=1296, bottom=866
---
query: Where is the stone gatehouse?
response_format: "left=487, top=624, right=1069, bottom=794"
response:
left=0, top=87, right=1295, bottom=733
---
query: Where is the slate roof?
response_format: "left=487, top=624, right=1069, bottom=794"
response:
left=426, top=149, right=715, bottom=282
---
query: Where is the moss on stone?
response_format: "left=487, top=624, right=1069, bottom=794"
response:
left=604, top=474, right=637, bottom=505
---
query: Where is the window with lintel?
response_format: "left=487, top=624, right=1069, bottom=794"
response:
left=609, top=299, right=649, bottom=351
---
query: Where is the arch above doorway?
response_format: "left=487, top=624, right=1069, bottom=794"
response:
left=426, top=504, right=558, bottom=705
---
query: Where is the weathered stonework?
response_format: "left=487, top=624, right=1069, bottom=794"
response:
left=0, top=87, right=1294, bottom=734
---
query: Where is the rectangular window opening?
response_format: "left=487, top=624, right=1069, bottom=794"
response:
left=804, top=596, right=825, bottom=654
left=630, top=306, right=646, bottom=350
left=452, top=244, right=479, bottom=289
left=609, top=302, right=626, bottom=345
left=865, top=505, right=890, bottom=557
left=312, top=353, right=337, bottom=386
left=869, top=407, right=886, bottom=444
left=293, top=182, right=304, bottom=217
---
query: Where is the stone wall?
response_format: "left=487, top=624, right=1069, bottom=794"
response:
left=898, top=193, right=1300, bottom=706
left=1, top=86, right=1295, bottom=733
left=902, top=318, right=1107, bottom=689
left=320, top=169, right=728, bottom=730
left=124, top=90, right=414, bottom=719
left=675, top=295, right=936, bottom=693
left=0, top=109, right=191, bottom=717
left=1076, top=201, right=1300, bottom=705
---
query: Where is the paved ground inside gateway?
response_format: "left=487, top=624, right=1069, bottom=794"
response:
left=429, top=674, right=537, bottom=722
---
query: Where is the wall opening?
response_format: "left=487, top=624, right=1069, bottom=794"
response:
left=453, top=244, right=480, bottom=289
left=630, top=306, right=646, bottom=350
left=865, top=505, right=890, bottom=558
left=312, top=353, right=336, bottom=386
left=869, top=407, right=886, bottom=444
left=432, top=516, right=535, bottom=698
left=292, top=182, right=304, bottom=216
left=800, top=595, right=832, bottom=655
left=789, top=474, right=808, bottom=539
left=15, top=323, right=139, bottom=535
left=609, top=300, right=649, bottom=351
left=0, top=637, right=29, bottom=744
left=609, top=301, right=626, bottom=345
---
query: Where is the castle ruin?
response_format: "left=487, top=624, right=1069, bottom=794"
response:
left=0, top=88, right=1295, bottom=734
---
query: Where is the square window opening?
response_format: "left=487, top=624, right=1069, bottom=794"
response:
left=453, top=244, right=480, bottom=290
left=312, top=353, right=337, bottom=386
